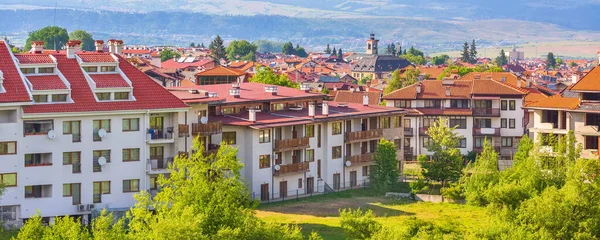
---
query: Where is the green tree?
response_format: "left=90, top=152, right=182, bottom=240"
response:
left=546, top=52, right=556, bottom=69
left=460, top=42, right=470, bottom=63
left=337, top=48, right=343, bottom=58
left=254, top=40, right=284, bottom=53
left=15, top=213, right=44, bottom=239
left=200, top=42, right=205, bottom=48
left=469, top=39, right=477, bottom=64
left=24, top=26, right=69, bottom=51
left=190, top=42, right=195, bottom=47
left=556, top=57, right=563, bottom=66
left=282, top=42, right=295, bottom=55
left=339, top=208, right=381, bottom=239
left=495, top=49, right=508, bottom=66
left=384, top=68, right=420, bottom=95
left=160, top=48, right=181, bottom=62
left=400, top=53, right=426, bottom=65
left=432, top=54, right=450, bottom=65
left=68, top=30, right=94, bottom=51
left=397, top=46, right=402, bottom=56
left=91, top=210, right=127, bottom=239
left=460, top=139, right=500, bottom=206
left=250, top=66, right=299, bottom=88
left=295, top=45, right=308, bottom=58
left=226, top=40, right=258, bottom=61
left=370, top=139, right=399, bottom=192
left=359, top=75, right=371, bottom=85
left=407, top=46, right=423, bottom=57
left=569, top=61, right=578, bottom=67
left=325, top=43, right=331, bottom=54
left=209, top=35, right=226, bottom=61
left=420, top=117, right=463, bottom=190
left=331, top=47, right=337, bottom=57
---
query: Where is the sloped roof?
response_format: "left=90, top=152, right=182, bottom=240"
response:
left=161, top=58, right=213, bottom=69
left=0, top=42, right=31, bottom=103
left=524, top=94, right=580, bottom=110
left=383, top=79, right=526, bottom=100
left=351, top=55, right=412, bottom=72
left=571, top=66, right=600, bottom=92
left=26, top=75, right=67, bottom=90
left=15, top=54, right=54, bottom=64
left=76, top=52, right=116, bottom=63
left=334, top=91, right=381, bottom=105
left=195, top=65, right=245, bottom=77
left=89, top=74, right=130, bottom=88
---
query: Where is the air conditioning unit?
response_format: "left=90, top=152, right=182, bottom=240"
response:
left=86, top=204, right=95, bottom=211
left=77, top=204, right=86, bottom=212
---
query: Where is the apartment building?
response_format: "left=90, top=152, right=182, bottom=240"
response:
left=168, top=82, right=406, bottom=201
left=525, top=66, right=600, bottom=159
left=383, top=79, right=527, bottom=161
left=0, top=39, right=188, bottom=226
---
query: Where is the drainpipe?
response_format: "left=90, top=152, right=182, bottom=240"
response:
left=416, top=117, right=420, bottom=156
left=144, top=110, right=149, bottom=191
left=184, top=111, right=188, bottom=152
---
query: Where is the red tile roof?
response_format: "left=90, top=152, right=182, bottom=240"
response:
left=76, top=52, right=116, bottom=63
left=195, top=65, right=245, bottom=77
left=160, top=58, right=213, bottom=69
left=123, top=49, right=151, bottom=54
left=0, top=42, right=31, bottom=103
left=22, top=54, right=187, bottom=114
left=524, top=94, right=580, bottom=110
left=333, top=91, right=381, bottom=105
left=571, top=66, right=600, bottom=92
left=15, top=54, right=54, bottom=64
left=89, top=74, right=130, bottom=88
left=383, top=79, right=526, bottom=100
left=26, top=75, right=67, bottom=90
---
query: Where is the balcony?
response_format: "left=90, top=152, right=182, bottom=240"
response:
left=345, top=153, right=374, bottom=165
left=344, top=129, right=383, bottom=143
left=24, top=153, right=52, bottom=167
left=404, top=127, right=413, bottom=136
left=93, top=193, right=102, bottom=203
left=273, top=137, right=310, bottom=152
left=404, top=147, right=414, bottom=160
left=149, top=157, right=173, bottom=171
left=472, top=108, right=500, bottom=117
left=500, top=147, right=518, bottom=156
left=205, top=144, right=220, bottom=156
left=419, top=127, right=430, bottom=135
left=273, top=161, right=310, bottom=176
left=24, top=185, right=52, bottom=199
left=473, top=146, right=501, bottom=153
left=146, top=127, right=174, bottom=144
left=191, top=122, right=222, bottom=136
left=178, top=124, right=190, bottom=137
left=473, top=127, right=500, bottom=136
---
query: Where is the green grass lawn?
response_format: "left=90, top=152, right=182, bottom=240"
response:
left=0, top=230, right=18, bottom=240
left=257, top=187, right=489, bottom=240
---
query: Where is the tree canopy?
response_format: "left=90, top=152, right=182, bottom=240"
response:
left=209, top=35, right=226, bottom=61
left=68, top=30, right=94, bottom=51
left=370, top=139, right=400, bottom=192
left=24, top=26, right=69, bottom=51
left=226, top=40, right=257, bottom=61
left=546, top=52, right=556, bottom=69
left=419, top=117, right=464, bottom=189
left=384, top=69, right=420, bottom=94
left=495, top=49, right=508, bottom=66
left=431, top=54, right=450, bottom=65
left=250, top=66, right=299, bottom=88
left=160, top=48, right=181, bottom=62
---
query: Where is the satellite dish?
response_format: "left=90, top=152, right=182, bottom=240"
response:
left=98, top=129, right=107, bottom=138
left=47, top=130, right=56, bottom=139
left=274, top=164, right=281, bottom=171
left=98, top=157, right=107, bottom=166
left=200, top=116, right=208, bottom=124
left=345, top=161, right=352, bottom=167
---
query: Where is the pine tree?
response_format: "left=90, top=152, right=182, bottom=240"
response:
left=190, top=42, right=195, bottom=48
left=397, top=46, right=402, bottom=56
left=281, top=42, right=295, bottom=55
left=325, top=44, right=331, bottom=54
left=209, top=35, right=226, bottom=61
left=469, top=39, right=477, bottom=64
left=460, top=42, right=470, bottom=63
left=338, top=48, right=343, bottom=58
left=331, top=47, right=337, bottom=57
left=495, top=49, right=508, bottom=66
left=200, top=42, right=205, bottom=48
left=390, top=43, right=396, bottom=56
left=547, top=52, right=556, bottom=69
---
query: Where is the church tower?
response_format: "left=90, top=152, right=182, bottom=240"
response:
left=366, top=33, right=379, bottom=55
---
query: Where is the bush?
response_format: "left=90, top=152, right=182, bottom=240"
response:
left=339, top=208, right=381, bottom=239
left=409, top=178, right=426, bottom=195
left=441, top=184, right=463, bottom=201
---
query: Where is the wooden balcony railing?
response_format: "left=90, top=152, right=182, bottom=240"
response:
left=345, top=153, right=374, bottom=165
left=473, top=146, right=501, bottom=153
left=273, top=137, right=310, bottom=152
left=178, top=124, right=190, bottom=137
left=473, top=127, right=501, bottom=136
left=273, top=161, right=310, bottom=176
left=192, top=122, right=222, bottom=136
left=404, top=128, right=413, bottom=136
left=344, top=129, right=383, bottom=143
left=205, top=144, right=220, bottom=155
left=472, top=108, right=500, bottom=117
left=419, top=127, right=430, bottom=135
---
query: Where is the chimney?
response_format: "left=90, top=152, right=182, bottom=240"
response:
left=445, top=86, right=451, bottom=96
left=308, top=103, right=316, bottom=118
left=416, top=83, right=422, bottom=93
left=95, top=40, right=104, bottom=52
left=363, top=94, right=369, bottom=106
left=300, top=83, right=311, bottom=93
left=108, top=39, right=123, bottom=55
left=572, top=75, right=579, bottom=84
left=229, top=83, right=241, bottom=98
left=30, top=41, right=44, bottom=54
left=66, top=40, right=82, bottom=59
left=322, top=102, right=329, bottom=116
left=249, top=109, right=258, bottom=123
left=264, top=86, right=278, bottom=96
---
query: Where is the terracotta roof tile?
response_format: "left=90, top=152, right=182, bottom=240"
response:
left=76, top=52, right=116, bottom=63
left=384, top=79, right=526, bottom=100
left=333, top=91, right=381, bottom=105
left=26, top=75, right=67, bottom=90
left=0, top=42, right=31, bottom=103
left=89, top=74, right=130, bottom=88
left=571, top=66, right=600, bottom=92
left=15, top=54, right=54, bottom=64
left=524, top=94, right=580, bottom=110
left=195, top=65, right=245, bottom=77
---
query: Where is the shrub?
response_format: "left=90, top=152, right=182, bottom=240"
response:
left=339, top=208, right=381, bottom=239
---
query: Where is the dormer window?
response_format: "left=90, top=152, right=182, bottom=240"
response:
left=114, top=92, right=129, bottom=100
left=20, top=68, right=35, bottom=74
left=33, top=95, right=48, bottom=103
left=96, top=93, right=110, bottom=101
left=82, top=66, right=98, bottom=72
left=38, top=67, right=54, bottom=74
left=100, top=66, right=116, bottom=72
left=51, top=94, right=68, bottom=102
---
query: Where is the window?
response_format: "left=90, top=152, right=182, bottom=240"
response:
left=25, top=154, right=51, bottom=167
left=457, top=138, right=467, bottom=148
left=222, top=107, right=237, bottom=114
left=450, top=100, right=469, bottom=108
left=63, top=121, right=80, bottom=134
left=502, top=137, right=513, bottom=147
left=332, top=122, right=342, bottom=135
left=24, top=120, right=53, bottom=135
left=362, top=166, right=369, bottom=176
left=404, top=118, right=411, bottom=128
left=122, top=118, right=139, bottom=131
left=501, top=118, right=507, bottom=128
left=259, top=129, right=271, bottom=143
left=93, top=181, right=110, bottom=203
left=298, top=178, right=302, bottom=188
left=393, top=116, right=402, bottom=128
left=424, top=100, right=441, bottom=108
left=38, top=67, right=54, bottom=74
left=0, top=142, right=16, bottom=155
left=474, top=100, right=492, bottom=109
left=63, top=183, right=74, bottom=197
left=93, top=119, right=111, bottom=141
left=93, top=150, right=111, bottom=163
left=271, top=103, right=285, bottom=111
left=122, top=148, right=140, bottom=162
left=123, top=179, right=140, bottom=193
left=259, top=155, right=270, bottom=169
left=509, top=100, right=516, bottom=110
left=475, top=118, right=491, bottom=128
left=150, top=176, right=158, bottom=190
left=63, top=152, right=80, bottom=165
left=332, top=146, right=342, bottom=159
left=96, top=92, right=110, bottom=101
left=20, top=68, right=35, bottom=74
left=223, top=132, right=236, bottom=145
left=501, top=100, right=507, bottom=110
left=585, top=136, right=598, bottom=150
left=404, top=138, right=411, bottom=147
left=82, top=66, right=98, bottom=72
left=585, top=114, right=600, bottom=126
left=474, top=137, right=490, bottom=148
left=0, top=173, right=17, bottom=187
left=394, top=100, right=411, bottom=108
left=380, top=117, right=391, bottom=129
left=306, top=125, right=314, bottom=137
left=423, top=117, right=437, bottom=127
left=33, top=95, right=48, bottom=103
left=422, top=137, right=433, bottom=148
left=305, top=149, right=314, bottom=162
left=509, top=119, right=516, bottom=129
left=114, top=92, right=129, bottom=100
left=449, top=117, right=466, bottom=129
left=101, top=66, right=116, bottom=72
left=0, top=205, right=17, bottom=222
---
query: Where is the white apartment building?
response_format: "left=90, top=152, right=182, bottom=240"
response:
left=525, top=66, right=600, bottom=159
left=0, top=39, right=188, bottom=226
left=168, top=82, right=406, bottom=201
left=383, top=79, right=527, bottom=160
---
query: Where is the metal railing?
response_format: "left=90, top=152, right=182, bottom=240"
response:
left=472, top=127, right=501, bottom=136
left=72, top=133, right=81, bottom=143
left=72, top=163, right=81, bottom=174
left=253, top=179, right=371, bottom=203
left=93, top=194, right=102, bottom=203
left=150, top=157, right=174, bottom=170
left=147, top=128, right=174, bottom=140
left=344, top=129, right=383, bottom=143
left=273, top=161, right=310, bottom=176
left=191, top=122, right=222, bottom=136
left=273, top=137, right=310, bottom=152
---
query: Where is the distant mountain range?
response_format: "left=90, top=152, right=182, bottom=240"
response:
left=1, top=1, right=599, bottom=54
